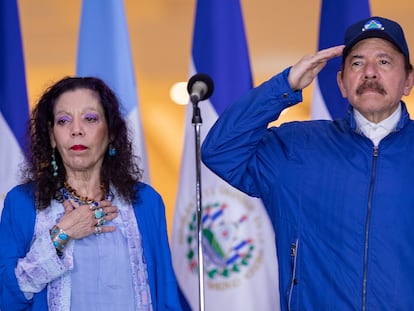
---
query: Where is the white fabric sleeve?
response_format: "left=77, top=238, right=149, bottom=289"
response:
left=14, top=229, right=73, bottom=298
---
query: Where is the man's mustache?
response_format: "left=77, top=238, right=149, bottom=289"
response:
left=356, top=80, right=387, bottom=95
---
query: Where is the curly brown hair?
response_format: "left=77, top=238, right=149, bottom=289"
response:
left=22, top=76, right=143, bottom=210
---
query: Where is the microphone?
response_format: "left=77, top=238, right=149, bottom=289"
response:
left=187, top=73, right=214, bottom=104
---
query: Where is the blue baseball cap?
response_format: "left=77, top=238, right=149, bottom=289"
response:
left=343, top=16, right=410, bottom=62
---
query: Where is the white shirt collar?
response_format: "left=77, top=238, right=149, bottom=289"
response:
left=354, top=103, right=401, bottom=146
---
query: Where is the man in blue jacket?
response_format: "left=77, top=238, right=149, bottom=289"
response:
left=202, top=16, right=414, bottom=310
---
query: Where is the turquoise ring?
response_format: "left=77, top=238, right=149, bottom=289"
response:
left=94, top=208, right=104, bottom=219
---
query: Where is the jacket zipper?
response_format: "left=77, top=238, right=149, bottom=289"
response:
left=288, top=239, right=299, bottom=311
left=362, top=146, right=378, bottom=311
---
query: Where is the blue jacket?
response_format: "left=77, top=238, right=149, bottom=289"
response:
left=201, top=68, right=414, bottom=310
left=0, top=182, right=182, bottom=311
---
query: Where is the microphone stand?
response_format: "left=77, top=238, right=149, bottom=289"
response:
left=191, top=98, right=205, bottom=311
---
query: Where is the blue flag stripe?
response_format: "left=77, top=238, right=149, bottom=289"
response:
left=0, top=1, right=29, bottom=149
left=192, top=0, right=252, bottom=115
left=76, top=0, right=138, bottom=116
left=317, top=0, right=371, bottom=119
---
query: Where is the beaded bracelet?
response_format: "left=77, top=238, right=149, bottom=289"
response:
left=50, top=225, right=71, bottom=257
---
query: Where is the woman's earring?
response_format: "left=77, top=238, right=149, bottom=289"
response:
left=51, top=149, right=58, bottom=177
left=108, top=144, right=116, bottom=157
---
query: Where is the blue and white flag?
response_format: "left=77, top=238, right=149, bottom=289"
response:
left=0, top=0, right=29, bottom=216
left=311, top=0, right=371, bottom=120
left=172, top=0, right=280, bottom=310
left=76, top=0, right=149, bottom=182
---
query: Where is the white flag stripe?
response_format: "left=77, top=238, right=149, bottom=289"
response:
left=0, top=113, right=25, bottom=218
left=311, top=78, right=332, bottom=120
left=126, top=106, right=150, bottom=182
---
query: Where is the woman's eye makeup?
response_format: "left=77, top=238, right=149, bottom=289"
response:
left=84, top=113, right=99, bottom=122
left=55, top=115, right=71, bottom=125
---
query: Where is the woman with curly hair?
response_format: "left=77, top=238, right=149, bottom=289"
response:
left=0, top=76, right=183, bottom=310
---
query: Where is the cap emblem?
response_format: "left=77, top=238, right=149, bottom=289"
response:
left=362, top=19, right=384, bottom=32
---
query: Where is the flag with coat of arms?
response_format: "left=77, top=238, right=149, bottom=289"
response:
left=171, top=0, right=280, bottom=310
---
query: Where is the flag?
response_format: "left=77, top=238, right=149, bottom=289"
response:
left=76, top=0, right=149, bottom=182
left=0, top=0, right=29, bottom=216
left=172, top=0, right=280, bottom=310
left=311, top=0, right=371, bottom=120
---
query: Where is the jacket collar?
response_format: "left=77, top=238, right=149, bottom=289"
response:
left=347, top=101, right=410, bottom=132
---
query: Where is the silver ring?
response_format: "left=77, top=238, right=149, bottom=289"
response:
left=96, top=217, right=106, bottom=226
left=89, top=202, right=99, bottom=211
left=94, top=226, right=102, bottom=236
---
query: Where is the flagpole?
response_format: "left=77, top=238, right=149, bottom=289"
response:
left=191, top=99, right=206, bottom=311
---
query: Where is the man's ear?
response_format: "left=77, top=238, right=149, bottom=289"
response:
left=403, top=70, right=414, bottom=96
left=337, top=71, right=347, bottom=98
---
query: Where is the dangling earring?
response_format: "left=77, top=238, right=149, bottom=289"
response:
left=51, top=148, right=58, bottom=177
left=108, top=144, right=116, bottom=157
